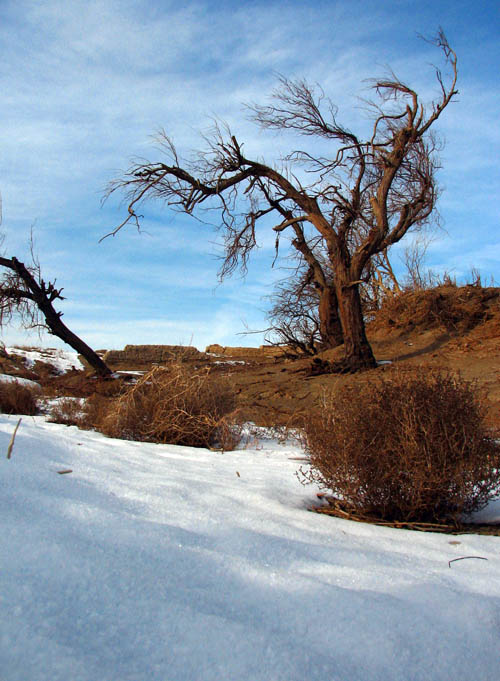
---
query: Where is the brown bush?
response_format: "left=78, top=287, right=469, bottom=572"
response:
left=42, top=371, right=125, bottom=399
left=0, top=379, right=40, bottom=415
left=369, top=284, right=499, bottom=337
left=48, top=397, right=86, bottom=426
left=301, top=368, right=500, bottom=523
left=81, top=393, right=110, bottom=430
left=87, top=365, right=240, bottom=449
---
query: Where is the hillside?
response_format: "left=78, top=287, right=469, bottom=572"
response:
left=2, top=284, right=500, bottom=428
left=205, top=284, right=500, bottom=428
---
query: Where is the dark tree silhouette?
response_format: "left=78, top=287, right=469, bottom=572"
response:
left=106, top=31, right=457, bottom=372
left=266, top=264, right=326, bottom=357
left=0, top=255, right=112, bottom=377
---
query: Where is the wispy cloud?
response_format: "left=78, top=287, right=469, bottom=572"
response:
left=0, top=0, right=498, bottom=349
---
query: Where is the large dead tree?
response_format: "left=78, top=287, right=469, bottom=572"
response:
left=0, top=255, right=112, bottom=377
left=106, top=31, right=457, bottom=372
left=266, top=248, right=403, bottom=356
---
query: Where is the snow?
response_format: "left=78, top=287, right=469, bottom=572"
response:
left=0, top=374, right=41, bottom=390
left=213, top=360, right=246, bottom=365
left=468, top=497, right=500, bottom=524
left=5, top=346, right=84, bottom=373
left=1, top=414, right=500, bottom=681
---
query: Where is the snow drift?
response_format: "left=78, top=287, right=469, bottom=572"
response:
left=0, top=415, right=499, bottom=681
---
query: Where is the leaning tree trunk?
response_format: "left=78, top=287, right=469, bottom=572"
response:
left=1, top=257, right=112, bottom=377
left=317, top=286, right=344, bottom=349
left=33, top=303, right=113, bottom=377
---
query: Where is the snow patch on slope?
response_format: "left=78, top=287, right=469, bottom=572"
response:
left=0, top=374, right=41, bottom=390
left=6, top=346, right=84, bottom=373
left=0, top=415, right=499, bottom=681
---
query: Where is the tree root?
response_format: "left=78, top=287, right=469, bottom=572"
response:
left=308, top=356, right=376, bottom=376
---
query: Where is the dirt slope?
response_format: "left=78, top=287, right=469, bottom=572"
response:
left=213, top=285, right=500, bottom=429
left=5, top=284, right=499, bottom=430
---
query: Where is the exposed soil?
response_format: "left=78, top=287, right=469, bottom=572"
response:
left=208, top=285, right=500, bottom=430
left=5, top=284, right=500, bottom=431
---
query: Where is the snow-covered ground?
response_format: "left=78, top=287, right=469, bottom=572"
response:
left=5, top=346, right=83, bottom=373
left=1, top=415, right=499, bottom=681
left=0, top=374, right=41, bottom=390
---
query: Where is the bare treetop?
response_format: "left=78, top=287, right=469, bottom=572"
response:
left=106, top=31, right=458, bottom=372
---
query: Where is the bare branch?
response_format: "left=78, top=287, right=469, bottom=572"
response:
left=107, top=31, right=458, bottom=371
left=0, top=253, right=111, bottom=376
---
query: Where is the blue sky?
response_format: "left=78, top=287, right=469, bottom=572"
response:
left=0, top=0, right=498, bottom=350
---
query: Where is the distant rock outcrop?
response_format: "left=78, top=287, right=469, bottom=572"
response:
left=205, top=344, right=284, bottom=358
left=81, top=343, right=285, bottom=371
left=102, top=344, right=205, bottom=369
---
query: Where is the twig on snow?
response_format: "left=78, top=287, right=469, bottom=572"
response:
left=448, top=556, right=488, bottom=568
left=6, top=418, right=22, bottom=459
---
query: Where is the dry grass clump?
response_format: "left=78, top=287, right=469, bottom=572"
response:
left=88, top=365, right=240, bottom=449
left=48, top=397, right=86, bottom=426
left=0, top=380, right=40, bottom=415
left=48, top=395, right=114, bottom=431
left=43, top=372, right=125, bottom=399
left=301, top=368, right=500, bottom=524
left=369, top=284, right=499, bottom=336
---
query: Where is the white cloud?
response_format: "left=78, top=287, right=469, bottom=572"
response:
left=0, top=0, right=498, bottom=350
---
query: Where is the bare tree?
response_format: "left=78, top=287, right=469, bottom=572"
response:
left=400, top=232, right=437, bottom=290
left=361, top=249, right=403, bottom=317
left=267, top=247, right=404, bottom=355
left=266, top=263, right=325, bottom=356
left=106, top=30, right=457, bottom=372
left=0, top=254, right=112, bottom=377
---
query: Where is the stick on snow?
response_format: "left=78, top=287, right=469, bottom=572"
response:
left=448, top=556, right=488, bottom=568
left=6, top=418, right=22, bottom=459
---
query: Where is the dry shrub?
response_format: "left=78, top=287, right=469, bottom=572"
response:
left=369, top=284, right=499, bottom=336
left=43, top=372, right=125, bottom=399
left=48, top=397, right=86, bottom=426
left=48, top=395, right=119, bottom=431
left=88, top=365, right=240, bottom=449
left=0, top=380, right=39, bottom=415
left=82, top=393, right=110, bottom=430
left=301, top=368, right=500, bottom=523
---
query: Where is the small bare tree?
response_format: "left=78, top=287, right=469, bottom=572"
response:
left=266, top=263, right=325, bottom=356
left=106, top=31, right=457, bottom=372
left=0, top=253, right=112, bottom=377
left=361, top=249, right=403, bottom=317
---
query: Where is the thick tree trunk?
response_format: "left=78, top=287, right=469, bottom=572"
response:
left=1, top=257, right=112, bottom=377
left=318, top=286, right=344, bottom=349
left=335, top=280, right=377, bottom=371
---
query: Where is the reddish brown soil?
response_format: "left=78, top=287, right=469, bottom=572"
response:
left=5, top=284, right=500, bottom=431
left=211, top=285, right=500, bottom=430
